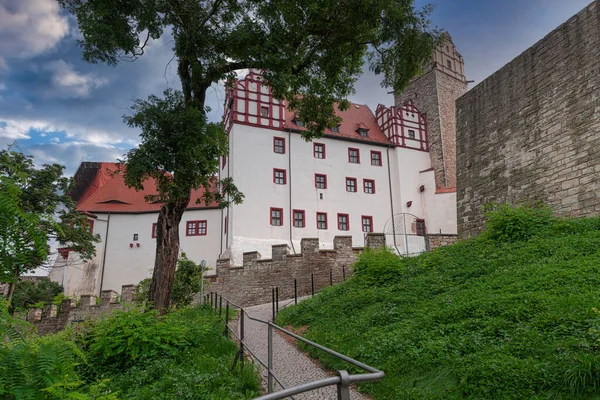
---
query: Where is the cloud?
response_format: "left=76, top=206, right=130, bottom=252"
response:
left=45, top=60, right=109, bottom=98
left=0, top=0, right=69, bottom=59
left=0, top=119, right=33, bottom=140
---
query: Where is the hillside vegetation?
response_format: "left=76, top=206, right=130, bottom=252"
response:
left=1, top=305, right=260, bottom=399
left=277, top=205, right=600, bottom=399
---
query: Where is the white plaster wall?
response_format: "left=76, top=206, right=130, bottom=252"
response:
left=84, top=209, right=222, bottom=293
left=228, top=124, right=394, bottom=257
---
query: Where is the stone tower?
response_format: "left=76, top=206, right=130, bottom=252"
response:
left=395, top=33, right=468, bottom=189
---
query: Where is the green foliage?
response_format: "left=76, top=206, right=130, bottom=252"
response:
left=172, top=253, right=204, bottom=308
left=0, top=147, right=100, bottom=288
left=277, top=209, right=600, bottom=399
left=1, top=302, right=259, bottom=399
left=481, top=203, right=554, bottom=243
left=10, top=280, right=63, bottom=313
left=353, top=247, right=405, bottom=285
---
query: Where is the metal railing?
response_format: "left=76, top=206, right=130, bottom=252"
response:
left=203, top=291, right=384, bottom=400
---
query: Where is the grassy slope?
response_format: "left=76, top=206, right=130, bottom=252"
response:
left=277, top=215, right=600, bottom=399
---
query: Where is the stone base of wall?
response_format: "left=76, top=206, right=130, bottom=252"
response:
left=209, top=234, right=386, bottom=307
left=426, top=234, right=459, bottom=250
left=26, top=284, right=137, bottom=335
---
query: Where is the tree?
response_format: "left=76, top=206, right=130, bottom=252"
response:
left=59, top=0, right=439, bottom=312
left=0, top=148, right=100, bottom=302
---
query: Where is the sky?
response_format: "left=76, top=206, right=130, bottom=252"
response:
left=0, top=0, right=593, bottom=175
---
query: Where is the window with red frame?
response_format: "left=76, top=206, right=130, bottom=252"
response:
left=371, top=151, right=382, bottom=166
left=273, top=168, right=287, bottom=184
left=186, top=220, right=207, bottom=236
left=274, top=137, right=285, bottom=154
left=362, top=216, right=373, bottom=233
left=222, top=155, right=227, bottom=169
left=313, top=143, right=326, bottom=159
left=152, top=223, right=157, bottom=238
left=315, top=174, right=327, bottom=189
left=293, top=210, right=305, bottom=228
left=364, top=179, right=375, bottom=194
left=337, top=214, right=349, bottom=231
left=270, top=208, right=283, bottom=226
left=346, top=177, right=357, bottom=192
left=416, top=219, right=426, bottom=236
left=316, top=212, right=327, bottom=230
left=88, top=219, right=94, bottom=233
left=261, top=106, right=269, bottom=117
left=348, top=148, right=360, bottom=163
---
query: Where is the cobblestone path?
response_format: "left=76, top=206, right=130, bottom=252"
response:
left=238, top=299, right=369, bottom=400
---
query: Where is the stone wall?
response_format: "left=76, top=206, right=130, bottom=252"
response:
left=426, top=234, right=459, bottom=250
left=26, top=284, right=137, bottom=335
left=209, top=234, right=385, bottom=307
left=456, top=1, right=600, bottom=238
left=396, top=67, right=467, bottom=189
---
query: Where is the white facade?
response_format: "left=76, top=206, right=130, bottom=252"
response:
left=53, top=71, right=457, bottom=296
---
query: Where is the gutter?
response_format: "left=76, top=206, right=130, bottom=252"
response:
left=288, top=129, right=296, bottom=254
left=98, top=212, right=111, bottom=295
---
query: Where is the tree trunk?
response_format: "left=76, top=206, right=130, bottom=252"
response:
left=148, top=193, right=190, bottom=313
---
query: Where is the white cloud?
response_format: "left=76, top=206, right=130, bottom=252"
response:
left=0, top=0, right=69, bottom=58
left=45, top=60, right=109, bottom=98
left=0, top=120, right=32, bottom=139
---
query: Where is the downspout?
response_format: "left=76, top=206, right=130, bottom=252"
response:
left=98, top=212, right=111, bottom=295
left=386, top=147, right=400, bottom=254
left=219, top=161, right=224, bottom=255
left=288, top=129, right=296, bottom=254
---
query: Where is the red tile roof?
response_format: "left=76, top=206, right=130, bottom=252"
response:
left=284, top=102, right=391, bottom=145
left=75, top=163, right=219, bottom=214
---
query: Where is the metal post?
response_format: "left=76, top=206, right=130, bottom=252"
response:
left=268, top=323, right=274, bottom=393
left=200, top=260, right=206, bottom=304
left=219, top=295, right=223, bottom=316
left=343, top=266, right=346, bottom=281
left=276, top=287, right=279, bottom=313
left=294, top=279, right=297, bottom=305
left=224, top=301, right=230, bottom=338
left=330, top=268, right=333, bottom=286
left=337, top=370, right=351, bottom=400
left=240, top=310, right=245, bottom=369
left=272, top=288, right=275, bottom=321
left=211, top=292, right=214, bottom=308
left=311, top=273, right=315, bottom=297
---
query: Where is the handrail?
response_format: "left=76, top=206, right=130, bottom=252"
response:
left=204, top=291, right=384, bottom=400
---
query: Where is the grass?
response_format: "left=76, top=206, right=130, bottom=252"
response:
left=276, top=205, right=600, bottom=399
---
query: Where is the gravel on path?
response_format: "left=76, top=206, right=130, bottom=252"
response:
left=235, top=298, right=370, bottom=400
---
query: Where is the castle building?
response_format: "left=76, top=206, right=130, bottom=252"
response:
left=52, top=40, right=466, bottom=296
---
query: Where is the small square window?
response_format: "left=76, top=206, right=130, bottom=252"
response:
left=362, top=216, right=373, bottom=233
left=261, top=106, right=269, bottom=117
left=330, top=125, right=339, bottom=133
left=133, top=233, right=139, bottom=241
left=371, top=151, right=382, bottom=166
left=407, top=129, right=416, bottom=139
left=271, top=208, right=283, bottom=226
left=348, top=148, right=360, bottom=164
left=274, top=137, right=285, bottom=154
left=152, top=223, right=157, bottom=238
left=314, top=143, right=326, bottom=159
left=186, top=220, right=207, bottom=236
left=364, top=179, right=375, bottom=194
left=337, top=214, right=349, bottom=231
left=346, top=177, right=357, bottom=192
left=317, top=212, right=327, bottom=230
left=315, top=174, right=327, bottom=189
left=295, top=119, right=304, bottom=127
left=273, top=169, right=286, bottom=185
left=293, top=210, right=305, bottom=228
left=357, top=128, right=368, bottom=137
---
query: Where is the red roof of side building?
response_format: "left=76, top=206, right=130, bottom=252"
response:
left=285, top=102, right=391, bottom=145
left=74, top=162, right=219, bottom=214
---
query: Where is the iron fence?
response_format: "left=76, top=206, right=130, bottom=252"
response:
left=204, top=291, right=384, bottom=400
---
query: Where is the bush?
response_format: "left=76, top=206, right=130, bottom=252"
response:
left=353, top=247, right=404, bottom=285
left=481, top=202, right=554, bottom=242
left=10, top=279, right=63, bottom=313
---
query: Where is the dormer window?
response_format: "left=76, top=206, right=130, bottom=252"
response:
left=295, top=119, right=304, bottom=128
left=330, top=125, right=339, bottom=133
left=357, top=128, right=368, bottom=137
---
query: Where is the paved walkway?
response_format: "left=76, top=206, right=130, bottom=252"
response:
left=236, top=298, right=369, bottom=400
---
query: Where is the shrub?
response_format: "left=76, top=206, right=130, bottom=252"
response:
left=480, top=202, right=554, bottom=242
left=353, top=247, right=404, bottom=285
left=9, top=279, right=63, bottom=313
